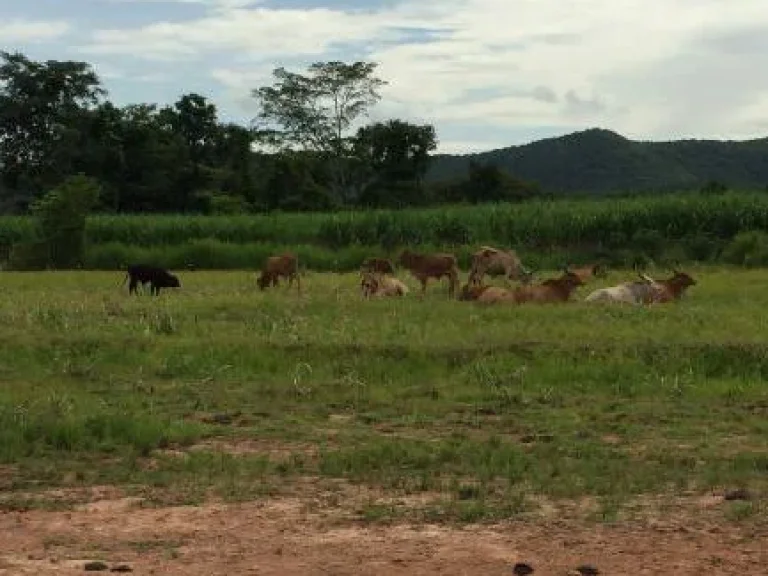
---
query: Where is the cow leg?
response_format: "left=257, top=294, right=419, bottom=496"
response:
left=419, top=278, right=428, bottom=298
left=128, top=277, right=138, bottom=295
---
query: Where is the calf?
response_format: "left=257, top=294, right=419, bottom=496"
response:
left=123, top=264, right=181, bottom=296
left=257, top=253, right=300, bottom=294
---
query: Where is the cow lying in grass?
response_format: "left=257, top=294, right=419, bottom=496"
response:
left=256, top=253, right=300, bottom=294
left=123, top=264, right=181, bottom=296
left=639, top=270, right=697, bottom=303
left=360, top=272, right=409, bottom=298
left=398, top=249, right=460, bottom=298
left=459, top=270, right=584, bottom=304
left=584, top=270, right=696, bottom=305
left=512, top=270, right=585, bottom=304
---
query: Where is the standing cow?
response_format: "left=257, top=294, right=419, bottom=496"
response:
left=398, top=249, right=460, bottom=298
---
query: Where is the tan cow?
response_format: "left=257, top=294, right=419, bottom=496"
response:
left=512, top=270, right=585, bottom=304
left=458, top=283, right=515, bottom=304
left=468, top=245, right=532, bottom=286
left=256, top=253, right=300, bottom=294
left=360, top=272, right=409, bottom=298
left=398, top=249, right=460, bottom=298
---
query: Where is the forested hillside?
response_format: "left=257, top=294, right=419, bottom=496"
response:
left=428, top=128, right=768, bottom=194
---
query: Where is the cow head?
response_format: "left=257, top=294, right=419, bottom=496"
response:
left=167, top=273, right=181, bottom=288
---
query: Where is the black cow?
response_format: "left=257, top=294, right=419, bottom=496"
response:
left=123, top=264, right=181, bottom=296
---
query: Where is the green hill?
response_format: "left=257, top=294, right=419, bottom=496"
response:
left=426, top=128, right=768, bottom=194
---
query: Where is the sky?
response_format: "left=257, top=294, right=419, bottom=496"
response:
left=3, top=0, right=768, bottom=154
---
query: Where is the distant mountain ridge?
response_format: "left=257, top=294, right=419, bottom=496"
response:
left=426, top=128, right=768, bottom=194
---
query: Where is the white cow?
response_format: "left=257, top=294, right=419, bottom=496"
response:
left=584, top=275, right=664, bottom=305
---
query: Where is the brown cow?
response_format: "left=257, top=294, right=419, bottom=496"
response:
left=512, top=270, right=585, bottom=304
left=398, top=249, right=460, bottom=298
left=469, top=245, right=532, bottom=286
left=256, top=253, right=300, bottom=294
left=459, top=283, right=515, bottom=304
left=360, top=257, right=395, bottom=275
left=639, top=270, right=696, bottom=303
left=361, top=272, right=409, bottom=298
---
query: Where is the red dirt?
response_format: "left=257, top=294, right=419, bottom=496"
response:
left=0, top=487, right=765, bottom=575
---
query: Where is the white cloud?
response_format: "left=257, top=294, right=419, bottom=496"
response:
left=0, top=19, right=70, bottom=43
left=64, top=0, right=768, bottom=151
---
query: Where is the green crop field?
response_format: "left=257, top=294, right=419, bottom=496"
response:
left=1, top=266, right=766, bottom=519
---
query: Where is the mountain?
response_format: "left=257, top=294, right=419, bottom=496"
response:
left=426, top=128, right=768, bottom=194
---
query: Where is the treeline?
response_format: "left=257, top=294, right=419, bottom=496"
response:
left=0, top=52, right=540, bottom=215
left=2, top=191, right=768, bottom=271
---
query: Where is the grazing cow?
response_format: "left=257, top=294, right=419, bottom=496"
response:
left=256, top=253, right=300, bottom=294
left=469, top=246, right=532, bottom=286
left=512, top=270, right=585, bottom=304
left=360, top=257, right=395, bottom=275
left=123, top=264, right=181, bottom=296
left=398, top=249, right=460, bottom=298
left=360, top=272, right=409, bottom=298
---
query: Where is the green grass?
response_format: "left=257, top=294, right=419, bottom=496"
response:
left=0, top=266, right=765, bottom=524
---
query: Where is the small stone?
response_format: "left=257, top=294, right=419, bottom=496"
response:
left=512, top=561, right=534, bottom=575
left=724, top=488, right=752, bottom=501
left=84, top=561, right=109, bottom=571
left=110, top=565, right=133, bottom=573
left=575, top=565, right=599, bottom=576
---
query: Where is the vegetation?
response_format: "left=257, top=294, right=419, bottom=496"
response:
left=1, top=190, right=768, bottom=271
left=4, top=51, right=767, bottom=220
left=0, top=268, right=765, bottom=525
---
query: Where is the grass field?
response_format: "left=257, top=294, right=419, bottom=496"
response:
left=0, top=266, right=766, bottom=573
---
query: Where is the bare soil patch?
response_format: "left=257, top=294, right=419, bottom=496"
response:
left=0, top=485, right=765, bottom=575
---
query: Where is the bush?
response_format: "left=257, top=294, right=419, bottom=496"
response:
left=28, top=175, right=101, bottom=268
left=722, top=231, right=768, bottom=267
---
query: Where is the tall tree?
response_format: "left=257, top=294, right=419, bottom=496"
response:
left=353, top=119, right=437, bottom=207
left=0, top=52, right=104, bottom=208
left=250, top=61, right=387, bottom=203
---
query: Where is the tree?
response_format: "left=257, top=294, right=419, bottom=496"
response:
left=463, top=161, right=541, bottom=204
left=250, top=61, right=387, bottom=203
left=353, top=119, right=437, bottom=207
left=0, top=52, right=105, bottom=207
left=29, top=174, right=101, bottom=268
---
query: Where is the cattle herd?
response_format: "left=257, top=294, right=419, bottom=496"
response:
left=122, top=245, right=697, bottom=305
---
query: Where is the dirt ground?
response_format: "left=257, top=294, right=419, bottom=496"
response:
left=1, top=485, right=766, bottom=576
